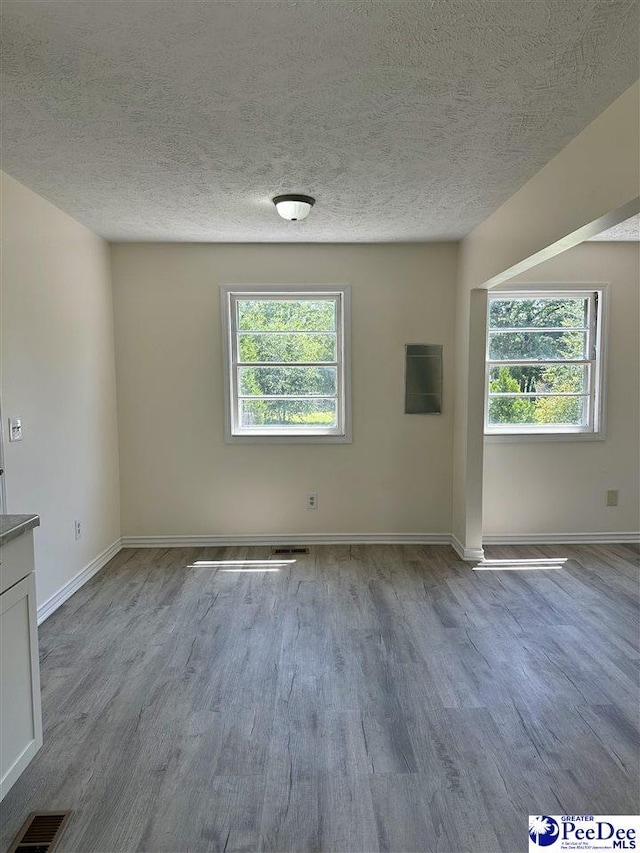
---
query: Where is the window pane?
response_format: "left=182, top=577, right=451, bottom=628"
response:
left=488, top=330, right=587, bottom=360
left=238, top=332, right=336, bottom=363
left=489, top=298, right=588, bottom=329
left=489, top=364, right=588, bottom=395
left=237, top=299, right=336, bottom=332
left=239, top=366, right=337, bottom=397
left=240, top=398, right=338, bottom=428
left=487, top=395, right=588, bottom=427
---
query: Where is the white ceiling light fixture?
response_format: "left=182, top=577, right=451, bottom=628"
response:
left=273, top=194, right=315, bottom=221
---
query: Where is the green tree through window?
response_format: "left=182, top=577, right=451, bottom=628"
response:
left=222, top=287, right=349, bottom=440
left=486, top=292, right=601, bottom=434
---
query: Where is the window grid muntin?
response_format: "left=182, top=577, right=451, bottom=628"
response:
left=485, top=291, right=600, bottom=434
left=487, top=329, right=591, bottom=364
left=237, top=365, right=338, bottom=395
left=237, top=332, right=338, bottom=364
left=235, top=329, right=340, bottom=367
left=487, top=395, right=589, bottom=428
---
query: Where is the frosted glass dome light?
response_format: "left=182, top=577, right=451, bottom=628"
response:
left=273, top=194, right=315, bottom=221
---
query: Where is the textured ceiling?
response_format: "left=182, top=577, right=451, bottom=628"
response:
left=1, top=0, right=638, bottom=242
left=589, top=213, right=640, bottom=240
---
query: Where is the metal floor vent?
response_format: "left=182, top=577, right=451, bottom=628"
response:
left=8, top=812, right=71, bottom=853
left=271, top=547, right=310, bottom=556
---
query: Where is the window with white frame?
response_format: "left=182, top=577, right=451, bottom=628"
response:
left=221, top=285, right=350, bottom=441
left=485, top=288, right=605, bottom=437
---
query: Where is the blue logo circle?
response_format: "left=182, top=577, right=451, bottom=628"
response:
left=529, top=816, right=559, bottom=847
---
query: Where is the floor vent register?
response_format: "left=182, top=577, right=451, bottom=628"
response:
left=271, top=547, right=310, bottom=555
left=7, top=812, right=71, bottom=853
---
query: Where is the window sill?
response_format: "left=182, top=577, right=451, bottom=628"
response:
left=484, top=430, right=605, bottom=443
left=226, top=432, right=352, bottom=445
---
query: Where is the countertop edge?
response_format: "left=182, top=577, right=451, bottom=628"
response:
left=0, top=514, right=41, bottom=546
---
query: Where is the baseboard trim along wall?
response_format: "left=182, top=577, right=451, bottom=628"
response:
left=450, top=535, right=485, bottom=561
left=120, top=533, right=452, bottom=548
left=37, top=538, right=123, bottom=624
left=37, top=530, right=640, bottom=623
left=483, top=531, right=640, bottom=545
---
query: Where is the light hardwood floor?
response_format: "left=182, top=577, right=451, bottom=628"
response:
left=1, top=543, right=638, bottom=853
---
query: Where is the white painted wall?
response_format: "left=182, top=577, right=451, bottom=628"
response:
left=484, top=242, right=640, bottom=537
left=452, top=81, right=640, bottom=556
left=0, top=172, right=121, bottom=606
left=111, top=243, right=457, bottom=538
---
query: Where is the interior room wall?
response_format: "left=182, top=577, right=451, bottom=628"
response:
left=483, top=241, right=640, bottom=537
left=111, top=243, right=457, bottom=539
left=0, top=172, right=121, bottom=607
left=452, top=81, right=640, bottom=557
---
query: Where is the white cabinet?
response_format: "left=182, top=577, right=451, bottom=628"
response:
left=0, top=527, right=42, bottom=801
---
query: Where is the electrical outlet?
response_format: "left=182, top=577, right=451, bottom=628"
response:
left=74, top=518, right=82, bottom=540
left=306, top=492, right=318, bottom=510
left=606, top=490, right=619, bottom=507
left=8, top=417, right=22, bottom=442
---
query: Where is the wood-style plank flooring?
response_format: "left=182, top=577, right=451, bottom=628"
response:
left=1, top=543, right=638, bottom=852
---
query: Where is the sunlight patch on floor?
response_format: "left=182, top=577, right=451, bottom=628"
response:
left=220, top=567, right=282, bottom=573
left=473, top=557, right=568, bottom=571
left=187, top=559, right=296, bottom=571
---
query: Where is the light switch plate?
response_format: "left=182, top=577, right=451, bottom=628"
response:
left=8, top=417, right=23, bottom=442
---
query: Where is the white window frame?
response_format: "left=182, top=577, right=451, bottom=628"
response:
left=221, top=284, right=351, bottom=443
left=484, top=284, right=608, bottom=442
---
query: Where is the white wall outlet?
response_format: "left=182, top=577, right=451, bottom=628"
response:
left=306, top=492, right=318, bottom=510
left=8, top=417, right=23, bottom=442
left=74, top=518, right=82, bottom=539
left=606, top=489, right=619, bottom=507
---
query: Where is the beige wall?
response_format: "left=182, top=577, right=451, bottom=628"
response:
left=453, top=81, right=640, bottom=557
left=460, top=83, right=640, bottom=291
left=111, top=243, right=457, bottom=538
left=484, top=242, right=640, bottom=537
left=1, top=172, right=121, bottom=606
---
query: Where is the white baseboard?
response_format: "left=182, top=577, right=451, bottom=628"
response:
left=120, top=532, right=452, bottom=548
left=37, top=538, right=122, bottom=624
left=483, top=532, right=640, bottom=545
left=450, top=535, right=485, bottom=561
left=36, top=530, right=636, bottom=624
